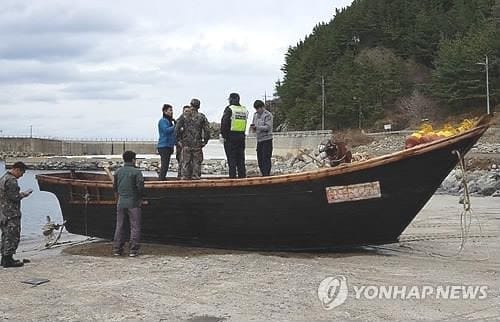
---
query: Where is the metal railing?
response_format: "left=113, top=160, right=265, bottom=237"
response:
left=271, top=130, right=332, bottom=137
left=0, top=135, right=156, bottom=142
left=2, top=127, right=498, bottom=142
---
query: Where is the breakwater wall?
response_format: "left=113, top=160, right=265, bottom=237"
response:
left=0, top=131, right=334, bottom=157
left=246, top=130, right=332, bottom=156
left=0, top=137, right=156, bottom=156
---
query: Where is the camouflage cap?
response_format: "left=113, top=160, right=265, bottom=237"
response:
left=190, top=98, right=201, bottom=109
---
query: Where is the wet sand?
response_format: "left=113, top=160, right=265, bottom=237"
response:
left=1, top=195, right=499, bottom=321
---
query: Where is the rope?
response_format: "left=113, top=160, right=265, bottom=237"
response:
left=391, top=149, right=490, bottom=261
left=455, top=149, right=472, bottom=255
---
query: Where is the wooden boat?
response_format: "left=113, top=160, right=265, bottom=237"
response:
left=36, top=116, right=492, bottom=251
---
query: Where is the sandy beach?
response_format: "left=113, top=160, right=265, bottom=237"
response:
left=1, top=195, right=498, bottom=321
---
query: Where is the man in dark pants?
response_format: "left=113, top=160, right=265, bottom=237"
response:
left=0, top=161, right=32, bottom=268
left=113, top=151, right=144, bottom=257
left=250, top=100, right=273, bottom=176
left=221, top=92, right=248, bottom=178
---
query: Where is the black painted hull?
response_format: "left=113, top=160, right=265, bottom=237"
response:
left=36, top=121, right=490, bottom=250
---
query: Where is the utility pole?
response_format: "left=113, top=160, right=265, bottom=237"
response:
left=485, top=55, right=490, bottom=115
left=476, top=55, right=491, bottom=115
left=30, top=125, right=33, bottom=138
left=321, top=75, right=325, bottom=130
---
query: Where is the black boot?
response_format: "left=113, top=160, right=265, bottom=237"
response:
left=2, top=255, right=24, bottom=268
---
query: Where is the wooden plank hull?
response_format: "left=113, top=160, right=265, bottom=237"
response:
left=36, top=120, right=490, bottom=250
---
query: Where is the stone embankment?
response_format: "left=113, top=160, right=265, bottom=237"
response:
left=437, top=167, right=500, bottom=197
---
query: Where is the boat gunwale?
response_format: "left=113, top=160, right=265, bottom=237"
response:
left=35, top=122, right=490, bottom=189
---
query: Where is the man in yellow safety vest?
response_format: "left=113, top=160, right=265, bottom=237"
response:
left=220, top=92, right=248, bottom=178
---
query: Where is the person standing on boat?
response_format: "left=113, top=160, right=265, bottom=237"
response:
left=113, top=151, right=144, bottom=257
left=175, top=98, right=210, bottom=180
left=221, top=92, right=248, bottom=178
left=157, top=104, right=176, bottom=181
left=0, top=161, right=32, bottom=268
left=250, top=100, right=273, bottom=176
left=175, top=105, right=191, bottom=179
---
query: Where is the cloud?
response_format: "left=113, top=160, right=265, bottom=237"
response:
left=0, top=1, right=130, bottom=62
left=0, top=36, right=92, bottom=61
left=62, top=82, right=138, bottom=101
left=0, top=1, right=129, bottom=35
left=0, top=60, right=78, bottom=84
left=0, top=0, right=353, bottom=138
left=24, top=94, right=59, bottom=103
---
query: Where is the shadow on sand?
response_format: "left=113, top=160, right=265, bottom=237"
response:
left=63, top=240, right=395, bottom=259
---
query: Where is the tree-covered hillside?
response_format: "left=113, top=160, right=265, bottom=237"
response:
left=275, top=0, right=500, bottom=131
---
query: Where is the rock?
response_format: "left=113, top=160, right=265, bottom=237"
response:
left=466, top=180, right=480, bottom=194
left=480, top=186, right=497, bottom=196
left=452, top=169, right=463, bottom=181
left=294, top=161, right=305, bottom=169
left=467, top=170, right=482, bottom=182
left=246, top=168, right=260, bottom=176
left=440, top=180, right=459, bottom=193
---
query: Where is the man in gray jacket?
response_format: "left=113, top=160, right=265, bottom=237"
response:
left=250, top=100, right=273, bottom=176
left=113, top=151, right=144, bottom=257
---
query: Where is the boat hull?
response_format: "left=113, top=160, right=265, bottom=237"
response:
left=36, top=121, right=489, bottom=250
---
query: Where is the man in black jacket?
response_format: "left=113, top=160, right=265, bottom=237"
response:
left=221, top=93, right=248, bottom=178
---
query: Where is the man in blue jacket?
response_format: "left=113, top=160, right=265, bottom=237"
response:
left=157, top=104, right=176, bottom=180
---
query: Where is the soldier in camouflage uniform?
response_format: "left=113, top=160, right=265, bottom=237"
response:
left=0, top=162, right=32, bottom=268
left=175, top=98, right=210, bottom=179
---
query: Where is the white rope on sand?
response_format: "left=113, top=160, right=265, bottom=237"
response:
left=376, top=149, right=491, bottom=261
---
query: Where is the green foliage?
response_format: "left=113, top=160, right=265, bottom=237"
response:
left=432, top=21, right=500, bottom=107
left=276, top=0, right=499, bottom=130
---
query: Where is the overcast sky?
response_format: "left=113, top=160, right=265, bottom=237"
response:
left=0, top=0, right=352, bottom=139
